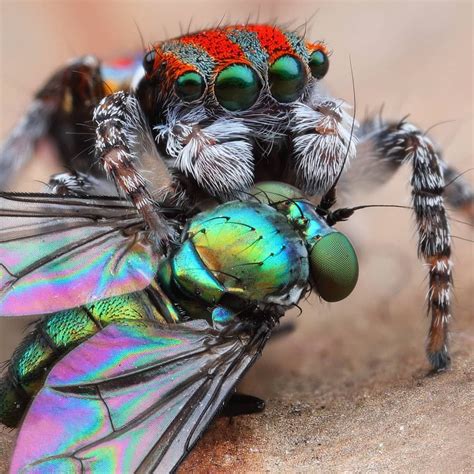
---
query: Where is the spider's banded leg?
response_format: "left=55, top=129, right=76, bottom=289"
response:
left=356, top=119, right=454, bottom=370
left=346, top=117, right=474, bottom=221
left=93, top=91, right=176, bottom=241
left=0, top=56, right=106, bottom=189
left=289, top=97, right=356, bottom=197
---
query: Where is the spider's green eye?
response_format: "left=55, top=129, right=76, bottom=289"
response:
left=175, top=71, right=205, bottom=103
left=309, top=50, right=329, bottom=79
left=309, top=232, right=358, bottom=302
left=214, top=64, right=261, bottom=111
left=268, top=55, right=306, bottom=103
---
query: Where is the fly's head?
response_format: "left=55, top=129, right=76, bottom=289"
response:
left=252, top=181, right=359, bottom=302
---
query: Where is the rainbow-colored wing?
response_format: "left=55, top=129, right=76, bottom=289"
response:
left=11, top=319, right=270, bottom=473
left=0, top=193, right=159, bottom=316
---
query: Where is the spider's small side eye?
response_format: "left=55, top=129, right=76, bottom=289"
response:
left=214, top=64, right=261, bottom=111
left=309, top=50, right=329, bottom=80
left=269, top=55, right=307, bottom=103
left=175, top=71, right=206, bottom=103
left=143, top=50, right=156, bottom=75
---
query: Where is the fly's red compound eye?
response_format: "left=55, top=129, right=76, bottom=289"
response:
left=309, top=50, right=329, bottom=79
left=268, top=55, right=307, bottom=103
left=175, top=71, right=206, bottom=103
left=214, top=64, right=262, bottom=111
left=143, top=50, right=156, bottom=75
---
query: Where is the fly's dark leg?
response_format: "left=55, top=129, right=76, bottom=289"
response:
left=93, top=91, right=178, bottom=241
left=0, top=292, right=165, bottom=428
left=351, top=118, right=455, bottom=371
left=271, top=321, right=296, bottom=340
left=47, top=171, right=118, bottom=197
left=221, top=393, right=266, bottom=418
left=0, top=56, right=106, bottom=188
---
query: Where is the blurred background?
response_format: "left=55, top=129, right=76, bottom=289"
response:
left=0, top=1, right=473, bottom=471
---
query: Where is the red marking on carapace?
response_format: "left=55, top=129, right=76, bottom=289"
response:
left=180, top=29, right=249, bottom=68
left=149, top=46, right=192, bottom=86
left=245, top=25, right=295, bottom=63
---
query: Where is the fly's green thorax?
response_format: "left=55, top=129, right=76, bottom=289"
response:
left=157, top=200, right=310, bottom=322
left=251, top=182, right=359, bottom=302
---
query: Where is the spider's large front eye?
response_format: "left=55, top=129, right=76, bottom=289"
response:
left=214, top=64, right=261, bottom=111
left=309, top=232, right=358, bottom=302
left=309, top=50, right=329, bottom=79
left=175, top=71, right=206, bottom=103
left=269, top=55, right=306, bottom=103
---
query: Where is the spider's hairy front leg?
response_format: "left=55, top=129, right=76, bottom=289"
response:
left=0, top=56, right=105, bottom=189
left=289, top=94, right=356, bottom=197
left=93, top=91, right=177, bottom=242
left=345, top=117, right=474, bottom=222
left=357, top=119, right=454, bottom=370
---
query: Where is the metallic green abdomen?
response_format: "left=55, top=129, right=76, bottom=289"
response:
left=0, top=288, right=168, bottom=427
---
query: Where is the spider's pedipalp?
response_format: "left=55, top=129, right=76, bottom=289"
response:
left=289, top=93, right=356, bottom=196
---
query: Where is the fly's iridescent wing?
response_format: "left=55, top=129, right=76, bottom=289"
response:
left=0, top=193, right=160, bottom=316
left=11, top=318, right=271, bottom=473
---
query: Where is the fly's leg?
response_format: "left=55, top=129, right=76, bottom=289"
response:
left=220, top=393, right=266, bottom=418
left=349, top=118, right=457, bottom=371
left=271, top=321, right=296, bottom=340
left=93, top=91, right=179, bottom=242
left=47, top=171, right=118, bottom=197
left=0, top=56, right=106, bottom=188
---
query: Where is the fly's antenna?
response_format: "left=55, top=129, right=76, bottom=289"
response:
left=324, top=203, right=411, bottom=226
left=423, top=119, right=456, bottom=137
left=452, top=235, right=474, bottom=243
left=319, top=57, right=357, bottom=211
left=326, top=203, right=474, bottom=230
left=444, top=168, right=474, bottom=188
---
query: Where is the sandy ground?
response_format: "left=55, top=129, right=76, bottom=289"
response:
left=0, top=1, right=473, bottom=472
